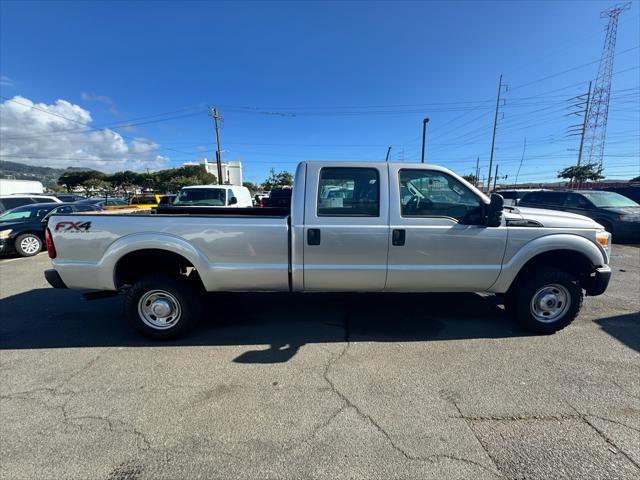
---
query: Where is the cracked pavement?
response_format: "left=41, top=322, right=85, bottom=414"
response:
left=1, top=246, right=639, bottom=479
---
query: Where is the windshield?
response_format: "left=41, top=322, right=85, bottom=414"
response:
left=580, top=191, right=639, bottom=208
left=0, top=205, right=52, bottom=221
left=174, top=188, right=226, bottom=206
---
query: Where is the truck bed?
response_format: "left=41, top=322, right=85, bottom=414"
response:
left=48, top=212, right=291, bottom=292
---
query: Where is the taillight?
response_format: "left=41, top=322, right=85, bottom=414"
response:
left=258, top=198, right=264, bottom=208
left=45, top=228, right=57, bottom=259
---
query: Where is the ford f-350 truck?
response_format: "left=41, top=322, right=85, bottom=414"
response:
left=44, top=161, right=612, bottom=339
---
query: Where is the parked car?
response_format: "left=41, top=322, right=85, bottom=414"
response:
left=518, top=190, right=640, bottom=242
left=45, top=161, right=611, bottom=339
left=170, top=185, right=252, bottom=208
left=74, top=198, right=129, bottom=210
left=0, top=194, right=62, bottom=214
left=0, top=203, right=97, bottom=256
left=495, top=189, right=545, bottom=206
left=263, top=187, right=293, bottom=208
left=126, top=194, right=164, bottom=209
left=253, top=192, right=269, bottom=207
left=55, top=194, right=86, bottom=202
left=157, top=194, right=177, bottom=207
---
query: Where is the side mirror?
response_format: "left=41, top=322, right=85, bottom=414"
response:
left=486, top=193, right=504, bottom=227
left=229, top=196, right=238, bottom=205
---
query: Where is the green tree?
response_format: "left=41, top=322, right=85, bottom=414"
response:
left=462, top=174, right=477, bottom=184
left=263, top=169, right=294, bottom=190
left=107, top=170, right=140, bottom=194
left=243, top=181, right=260, bottom=193
left=57, top=170, right=105, bottom=192
left=558, top=163, right=604, bottom=183
left=154, top=165, right=216, bottom=193
left=631, top=175, right=640, bottom=182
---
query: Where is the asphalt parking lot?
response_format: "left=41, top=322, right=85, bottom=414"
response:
left=1, top=247, right=639, bottom=480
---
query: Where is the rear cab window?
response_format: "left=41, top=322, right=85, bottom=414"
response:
left=317, top=167, right=379, bottom=216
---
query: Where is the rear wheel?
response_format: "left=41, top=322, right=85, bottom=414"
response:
left=125, top=274, right=202, bottom=339
left=15, top=233, right=42, bottom=257
left=510, top=269, right=583, bottom=333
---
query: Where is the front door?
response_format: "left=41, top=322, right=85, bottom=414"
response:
left=303, top=164, right=389, bottom=291
left=385, top=166, right=507, bottom=291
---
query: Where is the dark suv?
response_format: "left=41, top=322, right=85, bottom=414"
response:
left=518, top=190, right=640, bottom=243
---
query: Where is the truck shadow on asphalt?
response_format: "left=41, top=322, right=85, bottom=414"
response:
left=4, top=289, right=525, bottom=354
left=2, top=288, right=635, bottom=361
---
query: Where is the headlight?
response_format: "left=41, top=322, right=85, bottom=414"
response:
left=619, top=214, right=640, bottom=222
left=0, top=229, right=12, bottom=239
left=596, top=230, right=611, bottom=250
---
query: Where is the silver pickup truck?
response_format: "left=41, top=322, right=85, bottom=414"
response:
left=44, top=161, right=612, bottom=339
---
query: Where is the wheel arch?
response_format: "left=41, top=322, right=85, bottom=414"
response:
left=492, top=234, right=605, bottom=293
left=101, top=233, right=209, bottom=291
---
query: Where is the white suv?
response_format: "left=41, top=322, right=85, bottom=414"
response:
left=0, top=195, right=62, bottom=214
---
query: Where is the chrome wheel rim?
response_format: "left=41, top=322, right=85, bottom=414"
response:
left=20, top=236, right=40, bottom=254
left=530, top=284, right=570, bottom=323
left=138, top=290, right=182, bottom=330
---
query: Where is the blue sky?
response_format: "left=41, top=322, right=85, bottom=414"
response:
left=1, top=0, right=638, bottom=185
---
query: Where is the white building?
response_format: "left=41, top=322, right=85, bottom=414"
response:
left=184, top=158, right=243, bottom=186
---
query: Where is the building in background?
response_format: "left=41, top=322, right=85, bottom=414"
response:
left=183, top=158, right=243, bottom=186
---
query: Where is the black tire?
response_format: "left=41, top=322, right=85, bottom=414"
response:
left=511, top=269, right=583, bottom=333
left=125, top=273, right=202, bottom=340
left=14, top=233, right=42, bottom=257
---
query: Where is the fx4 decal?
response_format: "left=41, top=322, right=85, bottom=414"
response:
left=54, top=221, right=92, bottom=232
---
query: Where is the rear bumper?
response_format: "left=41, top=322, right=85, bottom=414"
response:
left=44, top=269, right=68, bottom=289
left=584, top=265, right=611, bottom=296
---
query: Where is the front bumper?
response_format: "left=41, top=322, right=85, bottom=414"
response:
left=584, top=265, right=611, bottom=296
left=0, top=238, right=14, bottom=254
left=612, top=222, right=640, bottom=243
left=44, top=269, right=68, bottom=289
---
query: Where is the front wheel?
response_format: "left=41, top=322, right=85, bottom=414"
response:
left=125, top=274, right=202, bottom=339
left=15, top=233, right=42, bottom=257
left=510, top=269, right=583, bottom=333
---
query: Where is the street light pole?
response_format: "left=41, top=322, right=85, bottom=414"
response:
left=421, top=118, right=430, bottom=163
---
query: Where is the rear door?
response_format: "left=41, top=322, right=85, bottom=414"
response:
left=303, top=164, right=389, bottom=291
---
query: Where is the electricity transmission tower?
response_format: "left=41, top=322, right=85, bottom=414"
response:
left=584, top=3, right=630, bottom=172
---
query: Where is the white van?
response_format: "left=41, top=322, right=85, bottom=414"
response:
left=173, top=185, right=253, bottom=208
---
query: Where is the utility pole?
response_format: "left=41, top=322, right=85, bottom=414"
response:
left=385, top=146, right=392, bottom=162
left=492, top=163, right=499, bottom=192
left=421, top=118, right=430, bottom=163
left=209, top=106, right=224, bottom=184
left=475, top=156, right=480, bottom=187
left=487, top=74, right=507, bottom=192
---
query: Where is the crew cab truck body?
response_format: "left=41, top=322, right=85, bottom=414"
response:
left=45, top=161, right=612, bottom=339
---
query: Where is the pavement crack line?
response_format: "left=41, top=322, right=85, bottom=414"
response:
left=449, top=399, right=504, bottom=478
left=566, top=401, right=640, bottom=471
left=311, top=305, right=501, bottom=478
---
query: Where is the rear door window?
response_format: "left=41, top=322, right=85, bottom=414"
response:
left=317, top=168, right=379, bottom=216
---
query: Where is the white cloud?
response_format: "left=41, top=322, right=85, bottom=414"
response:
left=0, top=95, right=169, bottom=172
left=0, top=76, right=14, bottom=87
